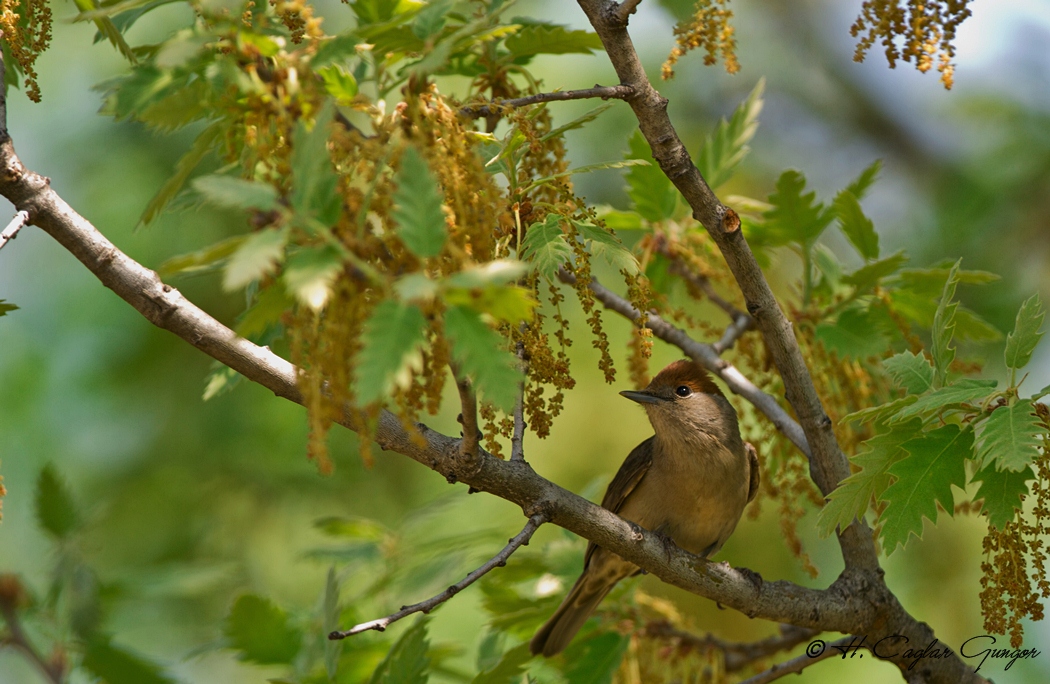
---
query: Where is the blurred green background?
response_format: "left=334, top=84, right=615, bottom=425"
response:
left=2, top=0, right=1049, bottom=682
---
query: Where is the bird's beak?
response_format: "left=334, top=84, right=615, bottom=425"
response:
left=619, top=390, right=667, bottom=405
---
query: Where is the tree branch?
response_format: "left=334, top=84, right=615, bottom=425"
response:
left=453, top=366, right=480, bottom=460
left=643, top=621, right=819, bottom=673
left=0, top=581, right=64, bottom=684
left=611, top=0, right=644, bottom=25
left=461, top=85, right=634, bottom=119
left=511, top=341, right=527, bottom=462
left=0, top=210, right=27, bottom=251
left=330, top=513, right=548, bottom=638
left=557, top=268, right=810, bottom=458
left=736, top=636, right=853, bottom=684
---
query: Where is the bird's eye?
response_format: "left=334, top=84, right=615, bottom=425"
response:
left=675, top=385, right=692, bottom=397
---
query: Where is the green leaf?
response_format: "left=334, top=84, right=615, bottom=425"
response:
left=236, top=284, right=294, bottom=339
left=394, top=146, right=448, bottom=258
left=35, top=464, right=80, bottom=539
left=503, top=24, right=603, bottom=61
left=82, top=639, right=175, bottom=684
left=574, top=220, right=639, bottom=274
left=598, top=208, right=644, bottom=231
left=973, top=463, right=1035, bottom=530
left=883, top=351, right=933, bottom=395
left=292, top=101, right=342, bottom=227
left=762, top=169, right=832, bottom=247
left=976, top=399, right=1043, bottom=472
left=319, top=64, right=359, bottom=103
left=444, top=305, right=521, bottom=411
left=625, top=131, right=678, bottom=223
left=225, top=594, right=303, bottom=665
left=696, top=78, right=764, bottom=189
left=355, top=300, right=428, bottom=405
left=891, top=378, right=998, bottom=422
left=0, top=299, right=19, bottom=316
left=192, top=175, right=279, bottom=212
left=523, top=159, right=648, bottom=192
left=284, top=245, right=344, bottom=310
left=314, top=516, right=388, bottom=540
left=351, top=0, right=420, bottom=25
left=815, top=307, right=888, bottom=359
left=843, top=159, right=882, bottom=201
left=470, top=642, right=533, bottom=684
left=313, top=33, right=360, bottom=67
left=563, top=632, right=629, bottom=684
left=930, top=259, right=961, bottom=387
left=894, top=265, right=1000, bottom=297
left=954, top=308, right=1003, bottom=343
left=813, top=243, right=842, bottom=289
left=833, top=190, right=879, bottom=260
left=412, top=0, right=451, bottom=38
left=223, top=227, right=288, bottom=291
left=445, top=285, right=537, bottom=324
left=840, top=251, right=907, bottom=290
left=159, top=235, right=247, bottom=278
left=521, top=215, right=573, bottom=278
left=540, top=103, right=615, bottom=143
left=1004, top=294, right=1044, bottom=370
left=445, top=260, right=528, bottom=289
left=140, top=120, right=224, bottom=227
left=367, top=616, right=431, bottom=684
left=879, top=424, right=973, bottom=552
left=841, top=395, right=917, bottom=425
left=816, top=419, right=922, bottom=537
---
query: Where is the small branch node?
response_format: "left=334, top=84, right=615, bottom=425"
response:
left=0, top=210, right=29, bottom=251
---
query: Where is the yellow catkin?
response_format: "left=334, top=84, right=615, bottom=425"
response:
left=662, top=0, right=739, bottom=80
left=0, top=0, right=53, bottom=102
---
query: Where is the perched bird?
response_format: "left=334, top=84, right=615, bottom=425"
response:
left=529, top=360, right=760, bottom=657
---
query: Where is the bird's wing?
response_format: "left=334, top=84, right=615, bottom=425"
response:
left=746, top=442, right=761, bottom=503
left=584, top=436, right=654, bottom=568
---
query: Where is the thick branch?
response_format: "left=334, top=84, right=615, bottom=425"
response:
left=330, top=513, right=548, bottom=638
left=558, top=268, right=810, bottom=458
left=453, top=368, right=480, bottom=460
left=461, top=85, right=634, bottom=119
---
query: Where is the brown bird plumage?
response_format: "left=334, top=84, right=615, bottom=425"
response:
left=529, top=360, right=760, bottom=657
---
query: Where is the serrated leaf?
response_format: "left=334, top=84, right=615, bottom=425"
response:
left=815, top=307, right=888, bottom=359
left=140, top=120, right=224, bottom=227
left=894, top=265, right=1000, bottom=296
left=159, top=235, right=247, bottom=278
left=879, top=424, right=973, bottom=552
left=236, top=284, right=295, bottom=339
left=355, top=301, right=428, bottom=405
left=762, top=169, right=832, bottom=247
left=394, top=146, right=448, bottom=258
left=521, top=215, right=573, bottom=278
left=138, top=77, right=209, bottom=132
left=223, top=227, right=288, bottom=291
left=844, top=159, right=882, bottom=201
left=523, top=159, right=647, bottom=193
left=35, top=464, right=80, bottom=539
left=445, top=260, right=528, bottom=289
left=540, top=103, right=615, bottom=143
left=0, top=299, right=19, bottom=316
left=976, top=399, right=1043, bottom=472
left=1034, top=384, right=1050, bottom=401
left=292, top=101, right=342, bottom=227
left=891, top=378, right=998, bottom=422
left=954, top=308, right=1002, bottom=342
left=82, top=639, right=175, bottom=684
left=470, top=642, right=533, bottom=684
left=883, top=351, right=933, bottom=395
left=412, top=0, right=450, bottom=38
left=503, top=24, right=603, bottom=61
left=841, top=251, right=907, bottom=290
left=284, top=245, right=344, bottom=311
left=564, top=632, right=629, bottom=684
left=598, top=208, right=644, bottom=231
left=816, top=419, right=922, bottom=537
left=1004, top=294, right=1044, bottom=370
left=225, top=595, right=302, bottom=665
left=973, top=463, right=1035, bottom=529
left=313, top=33, right=360, bottom=67
left=445, top=285, right=537, bottom=324
left=696, top=78, right=763, bottom=189
left=202, top=363, right=241, bottom=401
left=367, top=616, right=430, bottom=684
left=842, top=395, right=918, bottom=425
left=319, top=64, right=359, bottom=103
left=193, top=175, right=279, bottom=212
left=574, top=220, right=639, bottom=274
left=625, top=131, right=678, bottom=222
left=444, top=305, right=521, bottom=411
left=931, top=259, right=961, bottom=387
left=834, top=190, right=879, bottom=260
left=813, top=243, right=842, bottom=288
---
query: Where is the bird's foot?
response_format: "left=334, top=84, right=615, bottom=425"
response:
left=738, top=566, right=764, bottom=591
left=653, top=529, right=680, bottom=563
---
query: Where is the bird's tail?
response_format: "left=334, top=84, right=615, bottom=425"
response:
left=529, top=574, right=613, bottom=657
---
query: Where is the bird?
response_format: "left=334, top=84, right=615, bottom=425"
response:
left=529, top=359, right=760, bottom=657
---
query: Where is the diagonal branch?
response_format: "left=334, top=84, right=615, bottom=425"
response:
left=642, top=621, right=818, bottom=673
left=461, top=85, right=634, bottom=119
left=736, top=636, right=853, bottom=684
left=329, top=513, right=549, bottom=638
left=0, top=210, right=28, bottom=251
left=557, top=268, right=810, bottom=458
left=1, top=582, right=64, bottom=684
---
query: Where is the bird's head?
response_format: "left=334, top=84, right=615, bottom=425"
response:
left=620, top=360, right=739, bottom=445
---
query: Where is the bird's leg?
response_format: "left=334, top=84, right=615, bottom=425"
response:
left=652, top=526, right=680, bottom=564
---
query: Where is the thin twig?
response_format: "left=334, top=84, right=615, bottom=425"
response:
left=1, top=600, right=64, bottom=684
left=0, top=210, right=28, bottom=251
left=643, top=621, right=818, bottom=673
left=329, top=513, right=548, bottom=639
left=612, top=0, right=644, bottom=25
left=452, top=366, right=479, bottom=460
left=735, top=636, right=852, bottom=684
left=510, top=341, right=527, bottom=462
left=558, top=268, right=811, bottom=458
left=713, top=313, right=754, bottom=354
left=461, top=84, right=634, bottom=119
